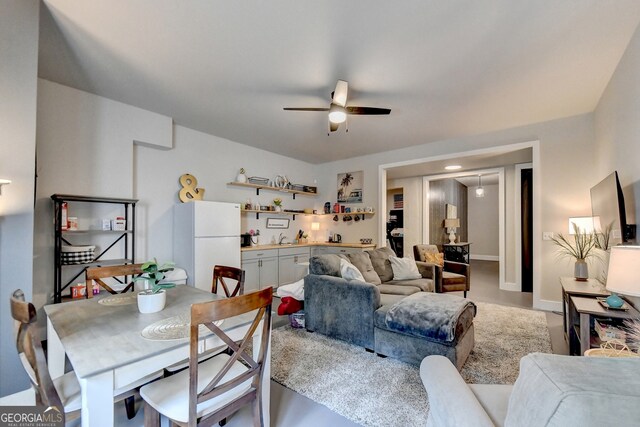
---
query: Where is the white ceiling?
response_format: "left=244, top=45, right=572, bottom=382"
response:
left=38, top=1, right=640, bottom=164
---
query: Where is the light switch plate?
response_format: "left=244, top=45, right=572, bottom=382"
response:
left=543, top=232, right=554, bottom=241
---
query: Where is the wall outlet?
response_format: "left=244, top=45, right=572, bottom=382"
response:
left=543, top=232, right=554, bottom=241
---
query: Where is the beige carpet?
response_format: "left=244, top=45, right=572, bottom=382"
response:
left=270, top=302, right=552, bottom=427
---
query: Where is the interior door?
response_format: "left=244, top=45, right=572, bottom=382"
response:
left=521, top=168, right=533, bottom=292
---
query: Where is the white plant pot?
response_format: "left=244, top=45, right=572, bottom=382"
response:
left=236, top=173, right=247, bottom=183
left=574, top=259, right=589, bottom=282
left=137, top=290, right=166, bottom=313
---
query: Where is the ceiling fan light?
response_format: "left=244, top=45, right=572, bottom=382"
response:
left=328, top=104, right=347, bottom=124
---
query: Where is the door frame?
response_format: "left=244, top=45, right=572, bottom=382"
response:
left=422, top=167, right=505, bottom=289
left=378, top=140, right=542, bottom=309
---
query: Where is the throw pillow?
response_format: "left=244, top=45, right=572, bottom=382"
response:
left=423, top=252, right=445, bottom=267
left=340, top=258, right=366, bottom=282
left=389, top=256, right=422, bottom=280
left=347, top=252, right=381, bottom=285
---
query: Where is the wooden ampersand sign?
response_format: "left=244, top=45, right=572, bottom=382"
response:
left=179, top=174, right=205, bottom=202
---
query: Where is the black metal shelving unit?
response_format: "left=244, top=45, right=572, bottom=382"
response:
left=51, top=194, right=138, bottom=303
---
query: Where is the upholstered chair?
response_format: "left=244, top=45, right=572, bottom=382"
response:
left=413, top=244, right=470, bottom=297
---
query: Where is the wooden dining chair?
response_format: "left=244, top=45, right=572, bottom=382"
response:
left=85, top=263, right=145, bottom=297
left=140, top=287, right=273, bottom=427
left=11, top=289, right=161, bottom=420
left=211, top=265, right=246, bottom=297
left=11, top=289, right=75, bottom=423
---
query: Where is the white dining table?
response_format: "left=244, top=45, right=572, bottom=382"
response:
left=44, top=285, right=270, bottom=427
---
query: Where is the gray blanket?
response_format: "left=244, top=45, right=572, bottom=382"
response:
left=384, top=293, right=476, bottom=342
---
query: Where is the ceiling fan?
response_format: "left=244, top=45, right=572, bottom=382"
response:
left=283, top=80, right=391, bottom=134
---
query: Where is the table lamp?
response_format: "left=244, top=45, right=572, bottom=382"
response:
left=605, top=245, right=640, bottom=308
left=444, top=218, right=460, bottom=244
left=311, top=222, right=320, bottom=242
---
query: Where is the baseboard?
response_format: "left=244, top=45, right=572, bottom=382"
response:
left=501, top=282, right=520, bottom=291
left=470, top=254, right=499, bottom=261
left=534, top=299, right=562, bottom=312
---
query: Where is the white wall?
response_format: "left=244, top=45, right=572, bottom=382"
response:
left=134, top=125, right=320, bottom=263
left=34, top=80, right=320, bottom=317
left=468, top=184, right=499, bottom=259
left=316, top=113, right=595, bottom=307
left=594, top=23, right=640, bottom=308
left=0, top=0, right=39, bottom=397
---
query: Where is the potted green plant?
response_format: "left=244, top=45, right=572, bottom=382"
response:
left=134, top=259, right=176, bottom=313
left=551, top=223, right=596, bottom=281
left=273, top=197, right=283, bottom=212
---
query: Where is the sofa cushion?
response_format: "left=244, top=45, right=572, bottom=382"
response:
left=505, top=353, right=640, bottom=427
left=379, top=293, right=406, bottom=307
left=340, top=259, right=365, bottom=282
left=366, top=247, right=396, bottom=282
left=309, top=254, right=344, bottom=277
left=347, top=252, right=381, bottom=285
left=386, top=278, right=434, bottom=292
left=377, top=284, right=422, bottom=296
left=443, top=271, right=466, bottom=284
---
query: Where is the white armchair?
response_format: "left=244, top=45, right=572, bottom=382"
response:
left=420, top=353, right=640, bottom=427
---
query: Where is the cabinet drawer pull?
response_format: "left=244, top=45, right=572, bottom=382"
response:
left=256, top=252, right=264, bottom=256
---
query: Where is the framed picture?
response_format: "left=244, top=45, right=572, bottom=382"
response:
left=337, top=171, right=363, bottom=203
left=446, top=204, right=457, bottom=219
left=266, top=218, right=290, bottom=229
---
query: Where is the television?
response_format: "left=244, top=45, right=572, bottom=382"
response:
left=590, top=171, right=635, bottom=244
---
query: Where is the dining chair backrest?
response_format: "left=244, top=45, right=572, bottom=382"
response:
left=188, top=287, right=273, bottom=427
left=85, top=263, right=144, bottom=297
left=10, top=289, right=66, bottom=418
left=211, top=265, right=246, bottom=297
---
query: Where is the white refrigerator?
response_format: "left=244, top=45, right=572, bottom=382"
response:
left=173, top=201, right=241, bottom=293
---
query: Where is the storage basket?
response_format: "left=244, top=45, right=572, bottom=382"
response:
left=289, top=310, right=305, bottom=329
left=61, top=245, right=95, bottom=265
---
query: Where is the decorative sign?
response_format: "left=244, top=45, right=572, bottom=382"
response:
left=266, top=218, right=290, bottom=229
left=179, top=174, right=205, bottom=203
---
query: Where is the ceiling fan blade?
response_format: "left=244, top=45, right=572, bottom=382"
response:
left=329, top=121, right=339, bottom=132
left=283, top=107, right=330, bottom=111
left=345, top=106, right=391, bottom=115
left=332, top=80, right=349, bottom=107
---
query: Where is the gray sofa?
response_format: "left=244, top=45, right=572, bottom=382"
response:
left=304, top=248, right=475, bottom=367
left=421, top=353, right=640, bottom=426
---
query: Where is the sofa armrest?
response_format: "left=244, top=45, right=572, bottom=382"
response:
left=420, top=356, right=494, bottom=427
left=415, top=260, right=436, bottom=280
left=304, top=274, right=380, bottom=349
left=445, top=260, right=470, bottom=278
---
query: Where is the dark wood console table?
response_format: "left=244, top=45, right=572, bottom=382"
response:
left=443, top=242, right=471, bottom=264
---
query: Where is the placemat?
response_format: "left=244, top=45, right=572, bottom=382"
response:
left=98, top=293, right=137, bottom=306
left=141, top=313, right=224, bottom=341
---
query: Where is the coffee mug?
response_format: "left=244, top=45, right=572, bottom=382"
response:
left=365, top=207, right=373, bottom=213
left=356, top=208, right=363, bottom=213
left=345, top=207, right=351, bottom=213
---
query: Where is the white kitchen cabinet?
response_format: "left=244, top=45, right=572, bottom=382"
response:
left=242, top=249, right=279, bottom=290
left=317, top=246, right=367, bottom=256
left=278, top=247, right=311, bottom=285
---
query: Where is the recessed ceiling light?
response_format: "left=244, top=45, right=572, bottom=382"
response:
left=444, top=165, right=462, bottom=170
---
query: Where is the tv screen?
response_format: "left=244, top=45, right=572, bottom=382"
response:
left=590, top=171, right=627, bottom=244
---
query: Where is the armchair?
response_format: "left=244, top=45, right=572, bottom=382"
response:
left=414, top=244, right=470, bottom=297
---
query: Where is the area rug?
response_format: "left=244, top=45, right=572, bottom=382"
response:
left=270, top=302, right=552, bottom=427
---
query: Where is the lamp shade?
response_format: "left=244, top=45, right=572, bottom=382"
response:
left=606, top=245, right=640, bottom=297
left=444, top=218, right=460, bottom=229
left=568, top=217, right=595, bottom=234
left=311, top=222, right=320, bottom=231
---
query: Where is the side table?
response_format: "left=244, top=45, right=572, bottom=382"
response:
left=560, top=277, right=609, bottom=342
left=570, top=295, right=640, bottom=355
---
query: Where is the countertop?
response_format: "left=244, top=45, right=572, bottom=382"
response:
left=241, top=242, right=376, bottom=251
